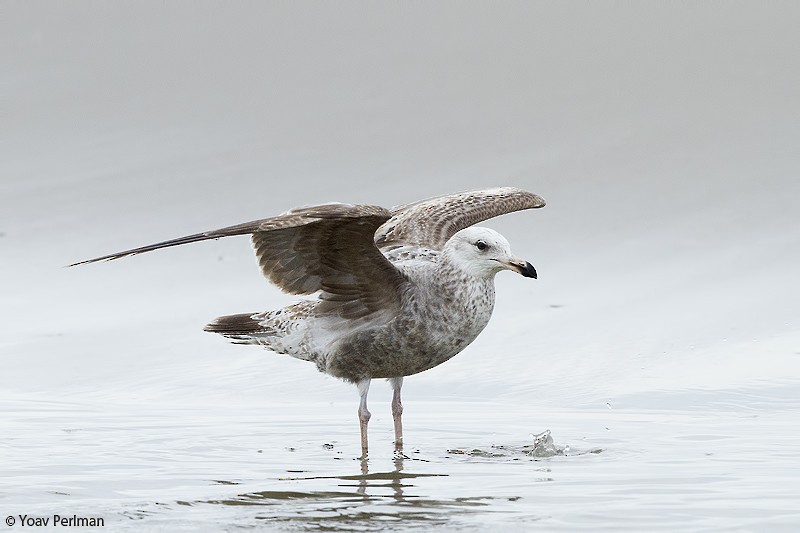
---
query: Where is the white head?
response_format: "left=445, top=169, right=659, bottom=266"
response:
left=442, top=227, right=537, bottom=280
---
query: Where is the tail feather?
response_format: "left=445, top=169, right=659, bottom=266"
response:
left=204, top=313, right=268, bottom=337
left=205, top=301, right=315, bottom=357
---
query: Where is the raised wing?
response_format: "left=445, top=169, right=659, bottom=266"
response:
left=71, top=204, right=407, bottom=320
left=374, top=187, right=546, bottom=250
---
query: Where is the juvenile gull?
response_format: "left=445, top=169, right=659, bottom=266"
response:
left=71, top=187, right=546, bottom=456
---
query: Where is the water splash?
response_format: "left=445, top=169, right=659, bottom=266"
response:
left=447, top=430, right=601, bottom=459
left=524, top=429, right=564, bottom=457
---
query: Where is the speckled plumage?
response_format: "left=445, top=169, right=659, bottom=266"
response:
left=312, top=251, right=497, bottom=382
left=72, top=187, right=546, bottom=455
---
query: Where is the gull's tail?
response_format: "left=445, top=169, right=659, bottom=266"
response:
left=204, top=301, right=315, bottom=360
left=204, top=313, right=267, bottom=341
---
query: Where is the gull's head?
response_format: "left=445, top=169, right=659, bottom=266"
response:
left=443, top=227, right=537, bottom=280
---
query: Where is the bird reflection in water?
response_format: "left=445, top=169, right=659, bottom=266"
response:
left=191, top=447, right=478, bottom=529
left=354, top=449, right=416, bottom=500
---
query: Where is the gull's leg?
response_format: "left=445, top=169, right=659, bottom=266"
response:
left=357, top=378, right=371, bottom=459
left=390, top=377, right=404, bottom=449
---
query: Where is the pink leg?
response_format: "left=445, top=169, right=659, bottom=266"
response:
left=390, top=377, right=403, bottom=448
left=357, top=379, right=371, bottom=459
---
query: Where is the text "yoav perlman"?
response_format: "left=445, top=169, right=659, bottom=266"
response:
left=8, top=515, right=105, bottom=527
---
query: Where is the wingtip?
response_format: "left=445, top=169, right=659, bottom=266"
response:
left=514, top=188, right=546, bottom=208
left=66, top=254, right=130, bottom=268
left=490, top=187, right=546, bottom=207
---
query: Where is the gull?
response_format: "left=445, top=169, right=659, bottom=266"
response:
left=71, top=187, right=546, bottom=457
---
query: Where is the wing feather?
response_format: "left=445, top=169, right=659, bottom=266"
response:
left=71, top=203, right=407, bottom=320
left=374, top=187, right=545, bottom=250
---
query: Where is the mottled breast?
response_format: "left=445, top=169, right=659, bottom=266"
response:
left=323, top=255, right=496, bottom=381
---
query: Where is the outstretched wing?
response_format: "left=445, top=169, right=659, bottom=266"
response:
left=71, top=204, right=407, bottom=320
left=374, top=187, right=546, bottom=250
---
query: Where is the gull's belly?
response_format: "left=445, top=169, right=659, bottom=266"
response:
left=323, top=298, right=494, bottom=381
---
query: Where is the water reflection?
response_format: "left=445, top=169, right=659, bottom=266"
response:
left=186, top=451, right=519, bottom=529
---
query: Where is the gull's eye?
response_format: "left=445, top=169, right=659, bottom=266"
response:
left=475, top=240, right=488, bottom=251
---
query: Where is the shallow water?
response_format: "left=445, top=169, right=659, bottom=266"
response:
left=3, top=387, right=799, bottom=531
